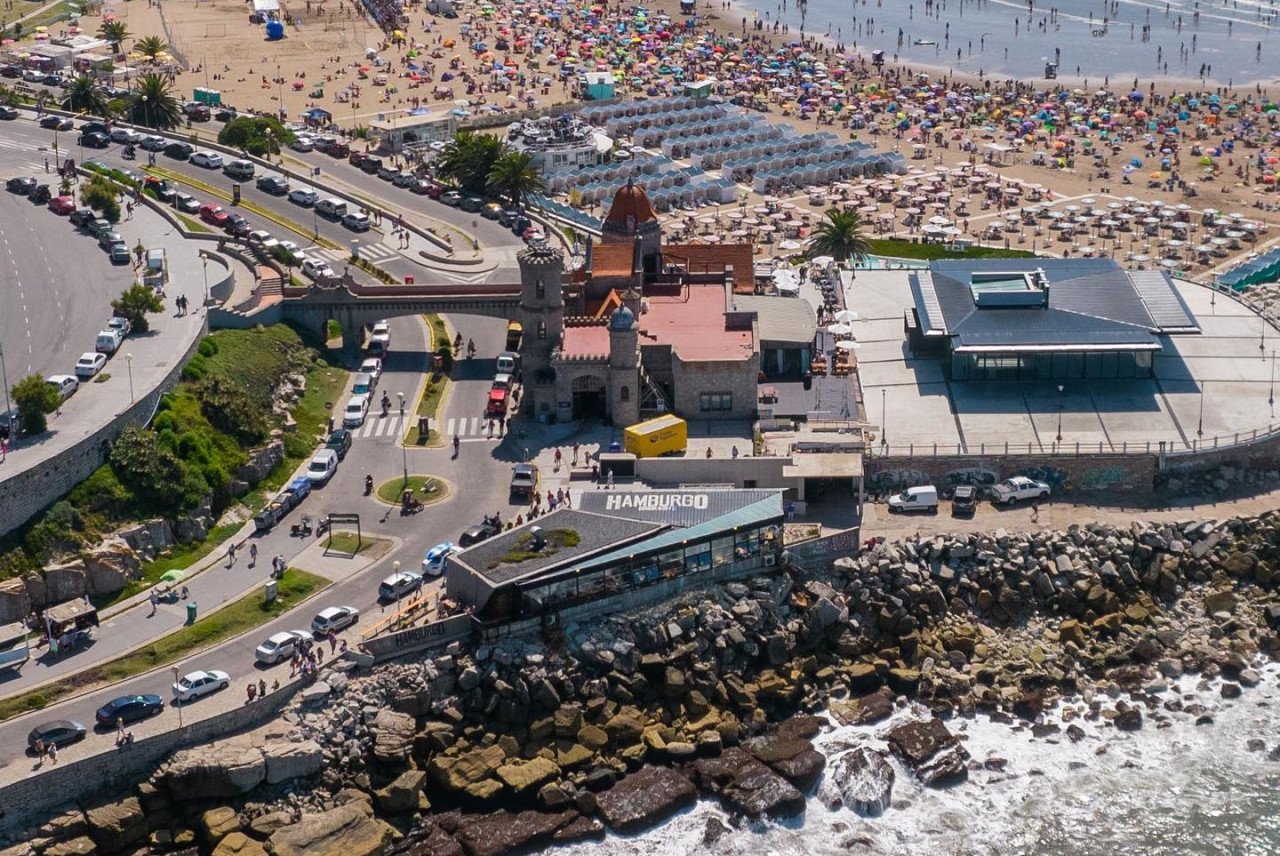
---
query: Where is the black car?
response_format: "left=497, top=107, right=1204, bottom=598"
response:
left=325, top=428, right=352, bottom=460
left=68, top=208, right=96, bottom=226
left=0, top=65, right=20, bottom=78
left=951, top=485, right=977, bottom=516
left=78, top=132, right=109, bottom=149
left=357, top=156, right=383, bottom=174
left=29, top=185, right=51, bottom=204
left=164, top=141, right=194, bottom=159
left=255, top=175, right=289, bottom=195
left=214, top=108, right=238, bottom=122
left=41, top=74, right=61, bottom=87
left=223, top=212, right=252, bottom=238
left=95, top=693, right=164, bottom=727
left=0, top=105, right=17, bottom=120
left=79, top=120, right=108, bottom=134
left=39, top=115, right=73, bottom=130
left=28, top=719, right=86, bottom=752
left=459, top=521, right=500, bottom=547
left=6, top=176, right=36, bottom=194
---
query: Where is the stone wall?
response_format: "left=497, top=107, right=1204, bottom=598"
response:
left=1162, top=430, right=1280, bottom=476
left=670, top=357, right=759, bottom=422
left=0, top=319, right=208, bottom=538
left=864, top=451, right=1156, bottom=495
left=0, top=678, right=305, bottom=837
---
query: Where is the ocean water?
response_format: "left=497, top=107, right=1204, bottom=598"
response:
left=734, top=0, right=1280, bottom=88
left=544, top=662, right=1280, bottom=855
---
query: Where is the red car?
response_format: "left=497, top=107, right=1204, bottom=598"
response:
left=486, top=388, right=508, bottom=418
left=47, top=195, right=75, bottom=215
left=198, top=203, right=229, bottom=226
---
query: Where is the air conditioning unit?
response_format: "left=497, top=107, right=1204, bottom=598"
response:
left=762, top=554, right=777, bottom=568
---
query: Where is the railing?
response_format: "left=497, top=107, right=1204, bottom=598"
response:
left=866, top=423, right=1280, bottom=459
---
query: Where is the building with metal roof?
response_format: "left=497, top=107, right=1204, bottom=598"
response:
left=907, top=259, right=1200, bottom=381
left=444, top=489, right=785, bottom=623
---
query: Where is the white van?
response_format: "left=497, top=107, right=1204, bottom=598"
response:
left=305, top=449, right=340, bottom=485
left=316, top=198, right=348, bottom=219
left=496, top=351, right=520, bottom=375
left=223, top=159, right=256, bottom=179
left=95, top=328, right=124, bottom=354
left=887, top=485, right=939, bottom=514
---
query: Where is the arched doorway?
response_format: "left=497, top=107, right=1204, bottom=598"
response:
left=571, top=375, right=607, bottom=420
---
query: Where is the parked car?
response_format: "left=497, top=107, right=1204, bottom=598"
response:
left=509, top=463, right=539, bottom=500
left=300, top=257, right=334, bottom=280
left=325, top=428, right=352, bottom=460
left=214, top=108, right=239, bottom=122
left=440, top=190, right=463, bottom=207
left=27, top=720, right=86, bottom=752
left=887, top=485, right=939, bottom=513
left=79, top=120, right=109, bottom=134
left=254, top=630, right=313, bottom=665
left=459, top=521, right=500, bottom=547
left=95, top=694, right=164, bottom=727
left=139, top=135, right=168, bottom=151
left=46, top=375, right=78, bottom=400
left=74, top=352, right=106, bottom=379
left=290, top=136, right=315, bottom=152
left=108, top=243, right=130, bottom=264
left=77, top=131, right=109, bottom=149
left=378, top=570, right=423, bottom=601
left=106, top=316, right=131, bottom=336
left=459, top=195, right=484, bottom=213
left=481, top=202, right=504, bottom=220
left=421, top=542, right=455, bottom=576
left=342, top=393, right=370, bottom=427
left=256, top=174, right=289, bottom=195
left=305, top=449, right=340, bottom=485
left=6, top=176, right=36, bottom=194
left=223, top=212, right=252, bottom=237
left=357, top=156, right=382, bottom=174
left=68, top=208, right=96, bottom=227
left=143, top=176, right=176, bottom=202
left=0, top=105, right=17, bottom=120
left=376, top=165, right=401, bottom=181
left=198, top=203, right=229, bottom=226
left=109, top=127, right=143, bottom=144
left=172, top=192, right=200, bottom=214
left=392, top=171, right=418, bottom=188
left=989, top=476, right=1050, bottom=505
left=342, top=210, right=371, bottom=231
left=189, top=150, right=223, bottom=169
left=47, top=195, right=75, bottom=215
left=288, top=187, right=319, bottom=207
left=171, top=669, right=230, bottom=703
left=311, top=605, right=359, bottom=636
left=359, top=357, right=382, bottom=384
left=951, top=485, right=978, bottom=516
left=223, top=159, right=256, bottom=179
left=164, top=141, right=195, bottom=159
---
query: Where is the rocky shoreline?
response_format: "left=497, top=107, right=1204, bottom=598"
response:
left=9, top=512, right=1280, bottom=856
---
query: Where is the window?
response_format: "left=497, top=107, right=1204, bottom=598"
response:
left=700, top=392, right=733, bottom=412
left=535, top=278, right=545, bottom=299
left=537, top=321, right=546, bottom=340
left=711, top=536, right=735, bottom=567
left=620, top=386, right=630, bottom=402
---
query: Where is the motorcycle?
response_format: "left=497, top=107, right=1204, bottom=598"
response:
left=316, top=517, right=330, bottom=537
left=364, top=474, right=374, bottom=495
left=121, top=144, right=136, bottom=160
left=290, top=515, right=313, bottom=537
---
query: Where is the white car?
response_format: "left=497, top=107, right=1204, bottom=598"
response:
left=254, top=630, right=313, bottom=665
left=989, top=476, right=1051, bottom=505
left=378, top=570, right=423, bottom=601
left=106, top=316, right=131, bottom=336
left=290, top=136, right=315, bottom=152
left=342, top=211, right=371, bottom=231
left=171, top=669, right=230, bottom=703
left=139, top=135, right=167, bottom=151
left=311, top=605, right=359, bottom=636
left=46, top=374, right=78, bottom=400
left=172, top=192, right=200, bottom=214
left=300, top=257, right=334, bottom=280
left=109, top=127, right=143, bottom=144
left=359, top=357, right=382, bottom=383
left=288, top=187, right=319, bottom=207
left=371, top=320, right=391, bottom=339
left=342, top=394, right=370, bottom=427
left=421, top=541, right=455, bottom=577
left=305, top=449, right=339, bottom=485
left=248, top=230, right=280, bottom=251
left=74, top=352, right=107, bottom=379
left=189, top=150, right=223, bottom=169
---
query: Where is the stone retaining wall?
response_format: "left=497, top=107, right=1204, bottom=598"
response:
left=864, top=452, right=1156, bottom=495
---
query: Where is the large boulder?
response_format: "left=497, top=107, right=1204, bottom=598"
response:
left=821, top=747, right=895, bottom=816
left=829, top=689, right=895, bottom=726
left=372, top=710, right=416, bottom=768
left=595, top=765, right=697, bottom=834
left=158, top=741, right=267, bottom=800
left=84, top=797, right=148, bottom=855
left=496, top=757, right=561, bottom=797
left=200, top=806, right=241, bottom=842
left=264, top=740, right=325, bottom=784
left=427, top=745, right=507, bottom=802
left=884, top=718, right=969, bottom=788
left=116, top=519, right=176, bottom=561
left=41, top=564, right=87, bottom=606
left=690, top=747, right=806, bottom=818
left=82, top=540, right=141, bottom=597
left=269, top=803, right=394, bottom=856
left=451, top=810, right=580, bottom=856
left=376, top=770, right=428, bottom=815
left=212, top=832, right=268, bottom=856
left=0, top=577, right=30, bottom=623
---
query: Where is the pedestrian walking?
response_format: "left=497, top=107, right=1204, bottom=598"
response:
left=328, top=630, right=337, bottom=653
left=249, top=543, right=258, bottom=567
left=606, top=470, right=614, bottom=490
left=149, top=589, right=159, bottom=616
left=572, top=443, right=580, bottom=466
left=258, top=678, right=267, bottom=698
left=226, top=542, right=237, bottom=566
left=1030, top=499, right=1040, bottom=523
left=34, top=737, right=46, bottom=765
left=731, top=445, right=740, bottom=459
left=47, top=741, right=56, bottom=764
left=116, top=716, right=125, bottom=738
left=564, top=487, right=571, bottom=508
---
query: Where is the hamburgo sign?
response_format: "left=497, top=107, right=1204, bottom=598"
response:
left=604, top=493, right=710, bottom=511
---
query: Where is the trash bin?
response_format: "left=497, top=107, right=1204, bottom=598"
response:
left=186, top=602, right=198, bottom=624
left=405, top=274, right=414, bottom=284
left=264, top=580, right=278, bottom=604
left=609, top=441, right=622, bottom=453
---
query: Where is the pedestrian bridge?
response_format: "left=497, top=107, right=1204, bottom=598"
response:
left=278, top=280, right=523, bottom=348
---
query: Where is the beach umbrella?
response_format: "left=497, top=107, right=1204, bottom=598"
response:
left=160, top=569, right=185, bottom=583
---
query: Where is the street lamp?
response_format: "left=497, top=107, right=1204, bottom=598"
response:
left=171, top=665, right=182, bottom=727
left=880, top=388, right=887, bottom=447
left=0, top=342, right=12, bottom=450
left=1197, top=382, right=1205, bottom=437
left=1056, top=384, right=1064, bottom=443
left=126, top=353, right=134, bottom=401
left=199, top=251, right=209, bottom=307
left=141, top=94, right=149, bottom=130
left=277, top=65, right=284, bottom=119
left=1270, top=349, right=1276, bottom=412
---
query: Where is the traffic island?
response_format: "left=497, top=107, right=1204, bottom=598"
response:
left=374, top=475, right=451, bottom=508
left=321, top=530, right=393, bottom=559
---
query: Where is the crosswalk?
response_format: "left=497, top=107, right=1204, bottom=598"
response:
left=443, top=416, right=506, bottom=441
left=310, top=242, right=400, bottom=264
left=351, top=413, right=409, bottom=440
left=349, top=413, right=510, bottom=443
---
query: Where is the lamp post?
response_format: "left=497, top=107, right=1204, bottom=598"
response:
left=1056, top=384, right=1064, bottom=443
left=880, top=388, right=887, bottom=447
left=277, top=64, right=284, bottom=119
left=1263, top=315, right=1269, bottom=356
left=0, top=342, right=12, bottom=450
left=199, top=251, right=209, bottom=307
left=1270, top=349, right=1276, bottom=412
left=171, top=666, right=182, bottom=727
left=141, top=94, right=149, bottom=130
left=126, top=353, right=134, bottom=401
left=1197, top=382, right=1205, bottom=437
left=400, top=392, right=409, bottom=483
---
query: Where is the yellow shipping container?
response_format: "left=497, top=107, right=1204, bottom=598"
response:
left=623, top=415, right=688, bottom=458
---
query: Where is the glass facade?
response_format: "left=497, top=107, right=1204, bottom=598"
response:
left=949, top=350, right=1154, bottom=381
left=508, top=521, right=783, bottom=620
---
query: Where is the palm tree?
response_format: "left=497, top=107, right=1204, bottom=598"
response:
left=486, top=149, right=543, bottom=207
left=134, top=35, right=168, bottom=61
left=807, top=208, right=871, bottom=268
left=436, top=130, right=504, bottom=194
left=127, top=73, right=183, bottom=129
left=62, top=74, right=109, bottom=116
left=98, top=20, right=129, bottom=51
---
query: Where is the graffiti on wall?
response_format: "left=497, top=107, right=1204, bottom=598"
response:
left=1077, top=465, right=1125, bottom=491
left=867, top=468, right=932, bottom=492
left=1016, top=465, right=1070, bottom=489
left=944, top=467, right=999, bottom=488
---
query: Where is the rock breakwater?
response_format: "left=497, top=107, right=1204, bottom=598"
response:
left=10, top=514, right=1280, bottom=856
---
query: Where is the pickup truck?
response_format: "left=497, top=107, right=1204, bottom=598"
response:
left=988, top=476, right=1050, bottom=505
left=509, top=463, right=539, bottom=500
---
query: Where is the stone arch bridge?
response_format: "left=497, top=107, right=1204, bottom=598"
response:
left=280, top=280, right=523, bottom=350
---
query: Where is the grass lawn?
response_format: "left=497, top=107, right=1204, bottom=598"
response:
left=866, top=238, right=1038, bottom=261
left=375, top=475, right=448, bottom=506
left=404, top=315, right=450, bottom=445
left=176, top=213, right=212, bottom=234
left=324, top=530, right=374, bottom=555
left=0, top=570, right=327, bottom=722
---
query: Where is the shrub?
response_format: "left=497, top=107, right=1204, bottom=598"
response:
left=11, top=374, right=61, bottom=435
left=181, top=353, right=208, bottom=381
left=111, top=284, right=164, bottom=334
left=109, top=424, right=194, bottom=511
left=197, top=338, right=219, bottom=358
left=193, top=376, right=268, bottom=445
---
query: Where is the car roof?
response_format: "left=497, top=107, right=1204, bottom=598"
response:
left=266, top=631, right=295, bottom=643
left=349, top=393, right=369, bottom=404
left=32, top=719, right=81, bottom=735
left=427, top=542, right=454, bottom=556
left=317, top=606, right=347, bottom=617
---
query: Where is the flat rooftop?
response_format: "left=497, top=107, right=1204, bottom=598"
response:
left=850, top=269, right=1280, bottom=454
left=644, top=284, right=754, bottom=362
left=560, top=322, right=611, bottom=359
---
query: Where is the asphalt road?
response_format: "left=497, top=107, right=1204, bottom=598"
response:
left=0, top=312, right=517, bottom=765
left=0, top=157, right=137, bottom=383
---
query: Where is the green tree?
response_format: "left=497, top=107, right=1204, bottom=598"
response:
left=807, top=208, right=871, bottom=268
left=436, top=130, right=504, bottom=194
left=0, top=84, right=23, bottom=107
left=80, top=173, right=121, bottom=222
left=111, top=283, right=165, bottom=333
left=486, top=149, right=544, bottom=207
left=127, top=73, right=183, bottom=129
left=98, top=20, right=129, bottom=51
left=193, top=376, right=268, bottom=445
left=134, top=35, right=168, bottom=61
left=217, top=115, right=294, bottom=156
left=62, top=74, right=109, bottom=116
left=109, top=424, right=200, bottom=510
left=10, top=374, right=61, bottom=436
